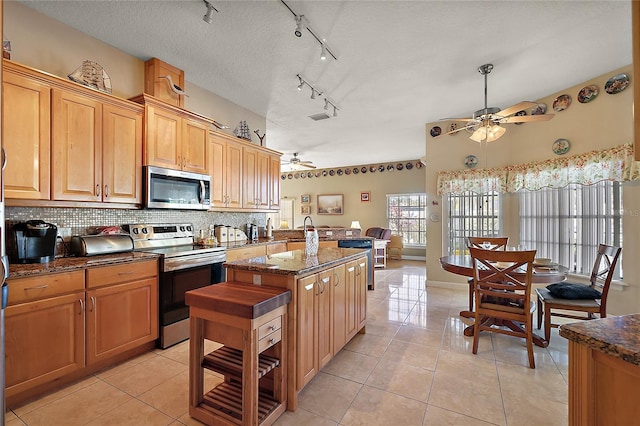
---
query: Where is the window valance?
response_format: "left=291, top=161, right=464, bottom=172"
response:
left=437, top=143, right=639, bottom=195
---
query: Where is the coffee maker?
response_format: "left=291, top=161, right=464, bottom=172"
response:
left=14, top=220, right=58, bottom=263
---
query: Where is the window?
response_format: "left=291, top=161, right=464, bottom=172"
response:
left=446, top=191, right=501, bottom=255
left=519, top=181, right=622, bottom=278
left=387, top=194, right=427, bottom=247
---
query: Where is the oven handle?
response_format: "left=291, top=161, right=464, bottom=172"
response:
left=199, top=180, right=205, bottom=204
left=163, top=253, right=226, bottom=272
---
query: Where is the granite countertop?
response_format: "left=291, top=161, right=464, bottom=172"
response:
left=224, top=247, right=368, bottom=276
left=7, top=251, right=160, bottom=279
left=559, top=314, right=640, bottom=366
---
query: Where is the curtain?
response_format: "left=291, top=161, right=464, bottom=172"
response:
left=437, top=143, right=639, bottom=195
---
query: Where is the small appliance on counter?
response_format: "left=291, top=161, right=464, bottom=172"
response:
left=247, top=223, right=259, bottom=242
left=13, top=220, right=58, bottom=263
left=69, top=234, right=134, bottom=256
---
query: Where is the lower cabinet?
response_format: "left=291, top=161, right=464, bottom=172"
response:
left=5, top=259, right=159, bottom=406
left=5, top=291, right=85, bottom=398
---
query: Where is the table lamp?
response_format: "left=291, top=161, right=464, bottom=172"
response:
left=279, top=220, right=289, bottom=229
left=350, top=221, right=361, bottom=229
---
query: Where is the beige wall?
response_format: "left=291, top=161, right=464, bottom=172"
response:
left=425, top=65, right=639, bottom=315
left=4, top=1, right=266, bottom=144
left=281, top=164, right=426, bottom=258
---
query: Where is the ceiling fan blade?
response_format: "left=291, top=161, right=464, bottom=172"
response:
left=299, top=163, right=317, bottom=169
left=496, top=101, right=538, bottom=118
left=440, top=124, right=475, bottom=136
left=438, top=117, right=473, bottom=122
left=502, top=114, right=555, bottom=124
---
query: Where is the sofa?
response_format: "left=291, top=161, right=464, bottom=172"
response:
left=365, top=227, right=392, bottom=240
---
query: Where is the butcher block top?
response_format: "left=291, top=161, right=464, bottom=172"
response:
left=185, top=282, right=291, bottom=319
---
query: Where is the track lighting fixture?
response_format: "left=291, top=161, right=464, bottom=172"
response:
left=281, top=0, right=338, bottom=61
left=202, top=0, right=218, bottom=24
left=294, top=15, right=304, bottom=37
left=296, top=74, right=339, bottom=118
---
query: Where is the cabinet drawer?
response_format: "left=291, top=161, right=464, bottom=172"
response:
left=226, top=245, right=266, bottom=262
left=258, top=328, right=281, bottom=353
left=8, top=270, right=85, bottom=304
left=258, top=316, right=281, bottom=340
left=86, top=259, right=158, bottom=288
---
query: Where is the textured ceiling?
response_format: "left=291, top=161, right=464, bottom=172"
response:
left=18, top=0, right=633, bottom=170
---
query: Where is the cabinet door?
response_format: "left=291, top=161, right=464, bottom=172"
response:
left=242, top=146, right=259, bottom=208
left=209, top=134, right=227, bottom=208
left=317, top=270, right=333, bottom=369
left=269, top=154, right=281, bottom=209
left=5, top=292, right=85, bottom=397
left=51, top=89, right=102, bottom=201
left=182, top=117, right=209, bottom=174
left=145, top=104, right=181, bottom=169
left=256, top=150, right=270, bottom=209
left=296, top=274, right=318, bottom=390
left=102, top=104, right=142, bottom=203
left=332, top=263, right=347, bottom=354
left=226, top=141, right=243, bottom=208
left=86, top=277, right=158, bottom=365
left=3, top=70, right=51, bottom=200
left=356, top=257, right=368, bottom=330
left=345, top=260, right=359, bottom=340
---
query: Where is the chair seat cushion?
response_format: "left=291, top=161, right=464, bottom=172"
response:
left=545, top=283, right=602, bottom=300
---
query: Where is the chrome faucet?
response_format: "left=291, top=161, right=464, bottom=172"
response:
left=303, top=216, right=314, bottom=233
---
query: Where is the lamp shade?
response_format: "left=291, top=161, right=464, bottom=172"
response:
left=350, top=221, right=361, bottom=229
left=469, top=124, right=506, bottom=143
left=279, top=220, right=289, bottom=229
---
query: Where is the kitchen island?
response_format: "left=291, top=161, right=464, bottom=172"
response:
left=224, top=247, right=369, bottom=410
left=560, top=314, right=640, bottom=425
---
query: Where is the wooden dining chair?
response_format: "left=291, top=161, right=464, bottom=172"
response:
left=470, top=247, right=537, bottom=368
left=465, top=237, right=509, bottom=312
left=536, top=244, right=622, bottom=342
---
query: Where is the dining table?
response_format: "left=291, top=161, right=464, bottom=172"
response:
left=439, top=254, right=569, bottom=348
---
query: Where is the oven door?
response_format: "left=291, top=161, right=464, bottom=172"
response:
left=145, top=165, right=211, bottom=210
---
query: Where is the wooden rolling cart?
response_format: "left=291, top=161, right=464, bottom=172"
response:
left=186, top=282, right=291, bottom=426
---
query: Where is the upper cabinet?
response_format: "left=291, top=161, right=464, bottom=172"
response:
left=3, top=60, right=143, bottom=207
left=633, top=2, right=640, bottom=161
left=131, top=94, right=210, bottom=175
left=2, top=63, right=51, bottom=200
left=210, top=131, right=242, bottom=209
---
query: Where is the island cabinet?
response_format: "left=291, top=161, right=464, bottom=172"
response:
left=560, top=315, right=640, bottom=426
left=5, top=258, right=159, bottom=407
left=224, top=247, right=369, bottom=410
left=131, top=93, right=210, bottom=175
left=210, top=131, right=243, bottom=209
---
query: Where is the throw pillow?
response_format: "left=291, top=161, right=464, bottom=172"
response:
left=546, top=282, right=602, bottom=300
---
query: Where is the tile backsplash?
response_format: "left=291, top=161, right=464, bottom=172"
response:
left=6, top=207, right=265, bottom=260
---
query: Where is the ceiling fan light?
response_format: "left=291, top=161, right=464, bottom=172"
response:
left=469, top=127, right=487, bottom=143
left=487, top=124, right=506, bottom=141
left=290, top=162, right=300, bottom=170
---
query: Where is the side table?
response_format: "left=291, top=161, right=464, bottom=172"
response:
left=373, top=239, right=389, bottom=268
left=186, top=282, right=291, bottom=426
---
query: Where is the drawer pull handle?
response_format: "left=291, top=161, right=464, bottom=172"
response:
left=78, top=298, right=84, bottom=315
left=118, top=271, right=134, bottom=275
left=304, top=283, right=314, bottom=291
left=25, top=284, right=48, bottom=290
left=268, top=338, right=276, bottom=345
left=269, top=325, right=275, bottom=331
left=321, top=277, right=330, bottom=284
left=348, top=267, right=355, bottom=272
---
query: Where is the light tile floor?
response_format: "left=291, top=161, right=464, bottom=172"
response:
left=6, top=260, right=569, bottom=425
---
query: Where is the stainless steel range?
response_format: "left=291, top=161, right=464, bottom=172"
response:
left=124, top=223, right=226, bottom=348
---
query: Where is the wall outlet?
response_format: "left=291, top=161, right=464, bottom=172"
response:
left=58, top=227, right=72, bottom=241
left=326, top=231, right=332, bottom=236
left=346, top=230, right=353, bottom=236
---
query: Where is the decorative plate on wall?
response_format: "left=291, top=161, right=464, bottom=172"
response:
left=337, top=169, right=343, bottom=176
left=513, top=110, right=527, bottom=125
left=578, top=84, right=599, bottom=103
left=552, top=138, right=571, bottom=155
left=553, top=94, right=572, bottom=112
left=344, top=168, right=351, bottom=175
left=322, top=170, right=328, bottom=176
left=430, top=126, right=442, bottom=137
left=281, top=174, right=286, bottom=180
left=329, top=170, right=335, bottom=176
left=378, top=165, right=385, bottom=172
left=396, top=163, right=404, bottom=170
left=353, top=167, right=359, bottom=174
left=315, top=171, right=321, bottom=177
left=604, top=73, right=630, bottom=94
left=387, top=164, right=394, bottom=171
left=370, top=166, right=376, bottom=173
left=464, top=155, right=478, bottom=168
left=531, top=103, right=547, bottom=115
left=448, top=123, right=458, bottom=135
left=361, top=166, right=368, bottom=174
left=412, top=162, right=420, bottom=169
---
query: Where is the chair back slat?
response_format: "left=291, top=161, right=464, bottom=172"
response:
left=467, top=237, right=509, bottom=251
left=589, top=244, right=622, bottom=305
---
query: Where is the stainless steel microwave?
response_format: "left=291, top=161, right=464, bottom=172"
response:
left=145, top=166, right=211, bottom=210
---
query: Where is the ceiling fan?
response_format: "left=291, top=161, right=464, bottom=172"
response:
left=281, top=152, right=316, bottom=169
left=442, top=63, right=554, bottom=142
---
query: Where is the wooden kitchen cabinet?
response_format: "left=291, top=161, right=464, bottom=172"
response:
left=286, top=240, right=338, bottom=251
left=331, top=263, right=347, bottom=353
left=2, top=62, right=51, bottom=200
left=296, top=274, right=319, bottom=389
left=226, top=244, right=267, bottom=262
left=269, top=154, right=281, bottom=209
left=210, top=131, right=242, bottom=209
left=243, top=146, right=282, bottom=210
left=85, top=260, right=159, bottom=365
left=345, top=257, right=369, bottom=341
left=52, top=89, right=143, bottom=204
left=133, top=93, right=210, bottom=174
left=5, top=271, right=86, bottom=402
left=266, top=241, right=288, bottom=255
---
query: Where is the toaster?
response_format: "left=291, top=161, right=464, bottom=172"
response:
left=70, top=235, right=134, bottom=256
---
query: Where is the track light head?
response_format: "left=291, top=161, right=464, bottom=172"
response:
left=295, top=15, right=304, bottom=37
left=297, top=76, right=304, bottom=91
left=320, top=43, right=327, bottom=60
left=324, top=99, right=329, bottom=110
left=203, top=0, right=218, bottom=24
left=333, top=106, right=338, bottom=117
left=310, top=89, right=316, bottom=100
